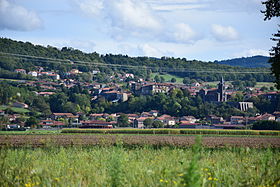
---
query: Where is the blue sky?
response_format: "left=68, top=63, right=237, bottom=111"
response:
left=0, top=0, right=279, bottom=61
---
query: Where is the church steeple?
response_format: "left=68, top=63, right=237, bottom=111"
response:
left=218, top=76, right=226, bottom=102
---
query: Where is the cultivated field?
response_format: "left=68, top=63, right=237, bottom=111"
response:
left=62, top=128, right=280, bottom=136
left=1, top=132, right=279, bottom=186
left=1, top=134, right=280, bottom=148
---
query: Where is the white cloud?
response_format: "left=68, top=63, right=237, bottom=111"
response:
left=105, top=0, right=161, bottom=32
left=211, top=24, right=239, bottom=42
left=75, top=0, right=162, bottom=38
left=234, top=49, right=269, bottom=58
left=138, top=43, right=174, bottom=57
left=168, top=23, right=199, bottom=44
left=75, top=0, right=103, bottom=16
left=0, top=0, right=42, bottom=31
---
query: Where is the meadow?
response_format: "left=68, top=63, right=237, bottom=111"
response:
left=0, top=139, right=279, bottom=187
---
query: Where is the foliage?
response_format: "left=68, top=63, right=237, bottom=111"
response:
left=0, top=38, right=274, bottom=82
left=143, top=118, right=153, bottom=128
left=0, top=146, right=279, bottom=186
left=117, top=114, right=129, bottom=127
left=252, top=120, right=280, bottom=130
left=25, top=117, right=39, bottom=127
left=262, top=0, right=280, bottom=89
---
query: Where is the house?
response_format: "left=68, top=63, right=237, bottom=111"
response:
left=39, top=120, right=65, bottom=128
left=156, top=115, right=176, bottom=127
left=15, top=69, right=26, bottom=74
left=12, top=102, right=29, bottom=109
left=51, top=113, right=78, bottom=120
left=125, top=73, right=134, bottom=79
left=133, top=117, right=154, bottom=128
left=28, top=71, right=38, bottom=77
left=180, top=116, right=197, bottom=123
left=38, top=92, right=55, bottom=96
left=80, top=120, right=115, bottom=128
left=101, top=90, right=128, bottom=102
left=69, top=69, right=81, bottom=74
left=48, top=73, right=60, bottom=80
left=89, top=113, right=108, bottom=120
left=207, top=115, right=225, bottom=124
left=179, top=123, right=202, bottom=128
left=140, top=83, right=171, bottom=95
left=248, top=113, right=276, bottom=124
left=92, top=70, right=100, bottom=75
left=230, top=116, right=245, bottom=125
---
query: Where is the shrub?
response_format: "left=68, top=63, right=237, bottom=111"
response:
left=252, top=120, right=280, bottom=130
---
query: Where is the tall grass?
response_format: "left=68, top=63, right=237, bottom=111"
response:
left=0, top=145, right=279, bottom=186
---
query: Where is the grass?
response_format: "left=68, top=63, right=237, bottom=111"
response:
left=255, top=82, right=276, bottom=89
left=61, top=128, right=280, bottom=136
left=0, top=141, right=279, bottom=186
left=0, top=106, right=30, bottom=113
left=151, top=73, right=184, bottom=84
left=0, top=129, right=61, bottom=135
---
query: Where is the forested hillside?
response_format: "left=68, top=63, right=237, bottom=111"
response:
left=215, top=56, right=270, bottom=68
left=0, top=38, right=274, bottom=82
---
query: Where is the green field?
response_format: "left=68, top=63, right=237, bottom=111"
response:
left=0, top=106, right=30, bottom=113
left=0, top=141, right=279, bottom=187
left=152, top=73, right=184, bottom=84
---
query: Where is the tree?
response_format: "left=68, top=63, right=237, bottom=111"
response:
left=152, top=120, right=164, bottom=128
left=262, top=0, right=280, bottom=89
left=25, top=117, right=39, bottom=128
left=252, top=120, right=280, bottom=130
left=183, top=77, right=191, bottom=85
left=171, top=78, right=176, bottom=83
left=143, top=118, right=153, bottom=128
left=154, top=75, right=160, bottom=83
left=117, top=114, right=129, bottom=127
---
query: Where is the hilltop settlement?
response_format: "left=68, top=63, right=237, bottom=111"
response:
left=0, top=38, right=279, bottom=130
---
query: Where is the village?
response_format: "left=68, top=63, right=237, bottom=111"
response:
left=1, top=67, right=279, bottom=130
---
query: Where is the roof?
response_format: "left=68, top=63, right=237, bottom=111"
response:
left=90, top=113, right=105, bottom=117
left=180, top=123, right=201, bottom=126
left=231, top=116, right=244, bottom=119
left=81, top=120, right=117, bottom=125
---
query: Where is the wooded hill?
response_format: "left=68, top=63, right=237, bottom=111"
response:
left=215, top=56, right=270, bottom=68
left=0, top=38, right=273, bottom=82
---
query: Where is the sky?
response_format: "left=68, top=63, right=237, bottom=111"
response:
left=0, top=0, right=279, bottom=61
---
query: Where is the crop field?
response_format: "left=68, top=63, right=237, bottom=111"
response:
left=0, top=139, right=279, bottom=186
left=1, top=134, right=280, bottom=148
left=62, top=128, right=280, bottom=136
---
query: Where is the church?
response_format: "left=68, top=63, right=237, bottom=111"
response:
left=198, top=77, right=227, bottom=102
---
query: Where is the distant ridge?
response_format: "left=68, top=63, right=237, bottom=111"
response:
left=214, top=56, right=270, bottom=68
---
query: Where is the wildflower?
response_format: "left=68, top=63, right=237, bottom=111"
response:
left=160, top=179, right=164, bottom=183
left=173, top=181, right=177, bottom=185
left=207, top=172, right=211, bottom=176
left=214, top=178, right=218, bottom=181
left=204, top=168, right=209, bottom=171
left=25, top=183, right=32, bottom=187
left=178, top=173, right=184, bottom=177
left=54, top=177, right=60, bottom=182
left=208, top=177, right=213, bottom=181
